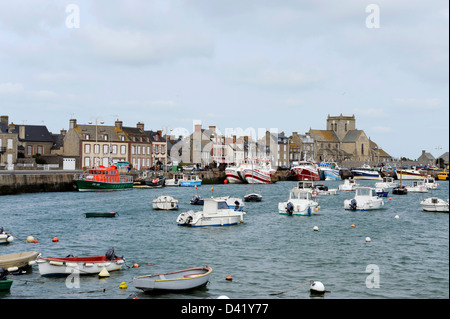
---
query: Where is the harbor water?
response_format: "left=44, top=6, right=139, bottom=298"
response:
left=0, top=180, right=448, bottom=299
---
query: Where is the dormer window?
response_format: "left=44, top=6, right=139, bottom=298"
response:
left=85, top=134, right=90, bottom=140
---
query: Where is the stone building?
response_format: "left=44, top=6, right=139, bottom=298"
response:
left=0, top=116, right=19, bottom=169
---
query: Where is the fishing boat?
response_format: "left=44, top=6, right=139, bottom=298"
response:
left=73, top=165, right=134, bottom=191
left=419, top=197, right=449, bottom=213
left=395, top=167, right=427, bottom=180
left=375, top=176, right=397, bottom=189
left=152, top=195, right=179, bottom=210
left=423, top=176, right=438, bottom=189
left=84, top=212, right=118, bottom=218
left=133, top=266, right=212, bottom=292
left=244, top=159, right=276, bottom=184
left=339, top=178, right=359, bottom=191
left=318, top=162, right=341, bottom=180
left=0, top=228, right=14, bottom=245
left=37, top=248, right=125, bottom=276
left=0, top=251, right=39, bottom=273
left=180, top=174, right=202, bottom=187
left=225, top=165, right=243, bottom=184
left=244, top=164, right=263, bottom=201
left=406, top=180, right=428, bottom=193
left=350, top=164, right=381, bottom=180
left=176, top=198, right=245, bottom=227
left=278, top=188, right=320, bottom=216
left=344, top=187, right=384, bottom=211
left=393, top=159, right=408, bottom=195
left=437, top=170, right=448, bottom=181
left=289, top=161, right=320, bottom=181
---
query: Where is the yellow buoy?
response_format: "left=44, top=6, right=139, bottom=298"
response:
left=119, top=281, right=127, bottom=289
left=98, top=267, right=110, bottom=277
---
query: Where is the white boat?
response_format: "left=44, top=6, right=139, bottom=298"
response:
left=133, top=266, right=212, bottom=292
left=406, top=180, right=428, bottom=193
left=176, top=198, right=245, bottom=227
left=339, top=178, right=359, bottom=191
left=375, top=176, right=397, bottom=189
left=344, top=187, right=384, bottom=211
left=190, top=195, right=245, bottom=211
left=244, top=159, right=276, bottom=184
left=152, top=195, right=179, bottom=210
left=423, top=176, right=438, bottom=189
left=0, top=228, right=14, bottom=245
left=318, top=162, right=341, bottom=180
left=313, top=184, right=338, bottom=195
left=36, top=248, right=124, bottom=276
left=165, top=173, right=185, bottom=186
left=350, top=164, right=381, bottom=180
left=225, top=165, right=243, bottom=183
left=420, top=197, right=449, bottom=213
left=278, top=188, right=320, bottom=216
left=396, top=167, right=427, bottom=180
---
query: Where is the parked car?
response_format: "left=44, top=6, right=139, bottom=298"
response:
left=183, top=165, right=196, bottom=172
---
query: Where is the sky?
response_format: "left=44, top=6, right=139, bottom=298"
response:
left=0, top=0, right=448, bottom=160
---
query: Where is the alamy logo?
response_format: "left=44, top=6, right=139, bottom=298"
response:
left=365, top=264, right=380, bottom=288
left=65, top=4, right=80, bottom=29
left=365, top=4, right=380, bottom=29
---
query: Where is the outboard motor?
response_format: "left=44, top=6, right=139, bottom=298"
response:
left=286, top=202, right=294, bottom=216
left=105, top=247, right=118, bottom=261
left=0, top=267, right=7, bottom=280
left=190, top=195, right=201, bottom=205
left=349, top=199, right=357, bottom=211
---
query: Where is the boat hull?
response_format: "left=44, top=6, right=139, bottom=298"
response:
left=152, top=197, right=179, bottom=210
left=0, top=251, right=39, bottom=272
left=0, top=280, right=13, bottom=291
left=225, top=169, right=244, bottom=183
left=244, top=168, right=274, bottom=184
left=278, top=201, right=319, bottom=216
left=85, top=212, right=117, bottom=218
left=396, top=169, right=427, bottom=180
left=290, top=167, right=320, bottom=181
left=37, top=256, right=125, bottom=276
left=176, top=211, right=245, bottom=227
left=344, top=199, right=384, bottom=211
left=323, top=169, right=341, bottom=180
left=179, top=181, right=202, bottom=187
left=351, top=170, right=381, bottom=180
left=74, top=180, right=133, bottom=191
left=133, top=266, right=212, bottom=292
left=420, top=198, right=449, bottom=212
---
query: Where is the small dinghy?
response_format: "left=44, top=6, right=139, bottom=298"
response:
left=37, top=248, right=124, bottom=276
left=0, top=227, right=14, bottom=245
left=0, top=267, right=13, bottom=291
left=84, top=212, right=118, bottom=218
left=0, top=251, right=39, bottom=273
left=133, top=266, right=212, bottom=292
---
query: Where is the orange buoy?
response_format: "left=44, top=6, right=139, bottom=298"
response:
left=52, top=237, right=59, bottom=242
left=226, top=275, right=233, bottom=281
left=33, top=240, right=39, bottom=243
left=133, top=263, right=139, bottom=268
left=351, top=224, right=356, bottom=228
left=389, top=197, right=392, bottom=200
left=224, top=179, right=228, bottom=184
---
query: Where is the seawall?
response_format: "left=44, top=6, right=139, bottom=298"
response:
left=0, top=172, right=77, bottom=195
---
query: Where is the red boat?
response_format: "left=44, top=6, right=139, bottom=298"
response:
left=290, top=161, right=320, bottom=181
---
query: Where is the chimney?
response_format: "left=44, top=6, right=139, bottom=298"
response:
left=1, top=115, right=8, bottom=126
left=157, top=130, right=162, bottom=136
left=60, top=128, right=67, bottom=136
left=69, top=119, right=77, bottom=129
left=8, top=122, right=16, bottom=134
left=19, top=125, right=25, bottom=139
left=194, top=124, right=202, bottom=133
left=137, top=122, right=145, bottom=131
left=115, top=119, right=123, bottom=129
left=209, top=125, right=216, bottom=132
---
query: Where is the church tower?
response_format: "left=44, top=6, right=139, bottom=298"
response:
left=326, top=114, right=356, bottom=140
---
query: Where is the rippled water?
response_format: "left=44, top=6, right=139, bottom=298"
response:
left=0, top=180, right=448, bottom=299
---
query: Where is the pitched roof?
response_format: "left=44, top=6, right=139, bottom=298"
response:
left=15, top=125, right=54, bottom=142
left=308, top=130, right=339, bottom=142
left=341, top=130, right=364, bottom=143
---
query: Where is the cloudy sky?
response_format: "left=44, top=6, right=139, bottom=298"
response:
left=0, top=0, right=448, bottom=160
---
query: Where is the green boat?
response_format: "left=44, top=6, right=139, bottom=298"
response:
left=85, top=212, right=118, bottom=218
left=74, top=165, right=134, bottom=191
left=0, top=280, right=13, bottom=291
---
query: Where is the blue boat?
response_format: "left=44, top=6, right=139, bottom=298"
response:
left=318, top=162, right=341, bottom=180
left=180, top=174, right=202, bottom=187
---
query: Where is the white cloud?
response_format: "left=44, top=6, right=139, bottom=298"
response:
left=0, top=82, right=24, bottom=94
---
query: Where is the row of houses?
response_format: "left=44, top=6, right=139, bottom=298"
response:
left=1, top=114, right=447, bottom=171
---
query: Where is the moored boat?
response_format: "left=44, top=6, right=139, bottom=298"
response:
left=406, top=180, right=428, bottom=193
left=133, top=266, right=212, bottom=292
left=0, top=251, right=39, bottom=273
left=145, top=176, right=166, bottom=188
left=152, top=195, right=179, bottom=210
left=74, top=165, right=133, bottom=191
left=180, top=174, right=202, bottom=187
left=290, top=161, right=320, bottom=181
left=350, top=164, right=381, bottom=180
left=37, top=248, right=124, bottom=276
left=225, top=165, right=243, bottom=184
left=375, top=176, right=397, bottom=189
left=176, top=198, right=245, bottom=227
left=375, top=187, right=389, bottom=197
left=423, top=176, right=438, bottom=189
left=344, top=187, right=384, bottom=211
left=318, top=162, right=341, bottom=180
left=339, top=178, right=359, bottom=191
left=0, top=267, right=13, bottom=291
left=278, top=188, right=320, bottom=216
left=85, top=212, right=118, bottom=218
left=0, top=228, right=14, bottom=245
left=420, top=197, right=449, bottom=213
left=395, top=167, right=427, bottom=180
left=244, top=159, right=276, bottom=184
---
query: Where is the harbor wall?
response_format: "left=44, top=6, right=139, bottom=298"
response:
left=0, top=173, right=76, bottom=195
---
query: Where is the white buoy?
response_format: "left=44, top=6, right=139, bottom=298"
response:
left=7, top=235, right=14, bottom=243
left=310, top=281, right=326, bottom=295
left=365, top=237, right=371, bottom=242
left=313, top=226, right=319, bottom=231
left=217, top=295, right=230, bottom=299
left=395, top=215, right=399, bottom=219
left=26, top=236, right=34, bottom=243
